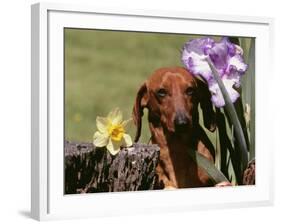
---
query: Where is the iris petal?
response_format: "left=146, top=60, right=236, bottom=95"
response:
left=182, top=37, right=248, bottom=108
left=209, top=79, right=240, bottom=107
left=208, top=41, right=228, bottom=69
left=227, top=54, right=248, bottom=74
left=184, top=37, right=215, bottom=55
left=182, top=50, right=213, bottom=81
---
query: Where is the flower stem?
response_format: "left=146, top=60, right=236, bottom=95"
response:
left=206, top=57, right=248, bottom=171
left=187, top=149, right=229, bottom=184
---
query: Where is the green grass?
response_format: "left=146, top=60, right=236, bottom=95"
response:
left=65, top=29, right=207, bottom=142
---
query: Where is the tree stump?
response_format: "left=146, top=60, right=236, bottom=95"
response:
left=64, top=141, right=160, bottom=194
left=243, top=159, right=255, bottom=185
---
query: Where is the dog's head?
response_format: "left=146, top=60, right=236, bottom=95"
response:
left=133, top=67, right=216, bottom=142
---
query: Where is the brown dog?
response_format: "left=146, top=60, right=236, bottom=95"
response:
left=133, top=67, right=222, bottom=189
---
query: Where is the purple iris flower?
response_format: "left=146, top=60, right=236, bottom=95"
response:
left=182, top=37, right=248, bottom=107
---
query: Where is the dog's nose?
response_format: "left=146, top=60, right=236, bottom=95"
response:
left=174, top=113, right=189, bottom=131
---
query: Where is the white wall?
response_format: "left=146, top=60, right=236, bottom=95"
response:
left=0, top=0, right=279, bottom=223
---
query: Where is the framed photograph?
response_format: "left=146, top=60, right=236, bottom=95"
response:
left=31, top=2, right=274, bottom=221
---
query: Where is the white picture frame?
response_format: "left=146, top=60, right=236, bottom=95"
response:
left=31, top=2, right=274, bottom=221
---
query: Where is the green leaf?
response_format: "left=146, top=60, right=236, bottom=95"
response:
left=206, top=58, right=249, bottom=171
left=241, top=39, right=255, bottom=160
left=187, top=149, right=229, bottom=184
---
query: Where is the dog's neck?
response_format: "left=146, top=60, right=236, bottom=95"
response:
left=149, top=122, right=206, bottom=188
left=167, top=129, right=198, bottom=147
left=149, top=122, right=199, bottom=150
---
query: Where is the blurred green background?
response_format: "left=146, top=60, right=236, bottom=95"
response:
left=64, top=29, right=253, bottom=147
left=64, top=29, right=207, bottom=142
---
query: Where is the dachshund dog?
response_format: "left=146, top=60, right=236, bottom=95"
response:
left=133, top=67, right=229, bottom=189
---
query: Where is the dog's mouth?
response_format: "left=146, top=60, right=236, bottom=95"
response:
left=174, top=124, right=191, bottom=133
left=166, top=124, right=193, bottom=140
left=165, top=121, right=192, bottom=135
left=173, top=113, right=192, bottom=134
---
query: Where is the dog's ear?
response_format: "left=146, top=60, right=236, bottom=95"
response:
left=133, top=83, right=149, bottom=142
left=196, top=78, right=216, bottom=132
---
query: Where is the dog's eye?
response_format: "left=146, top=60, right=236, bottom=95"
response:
left=156, top=88, right=167, bottom=97
left=185, top=87, right=194, bottom=96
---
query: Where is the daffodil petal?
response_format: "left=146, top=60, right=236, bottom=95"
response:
left=123, top=133, right=132, bottom=147
left=121, top=118, right=132, bottom=128
left=96, top=116, right=109, bottom=133
left=106, top=139, right=121, bottom=155
left=108, top=108, right=123, bottom=125
left=93, top=131, right=109, bottom=147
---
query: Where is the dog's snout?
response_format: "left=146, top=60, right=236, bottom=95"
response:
left=174, top=112, right=190, bottom=131
left=174, top=114, right=188, bottom=125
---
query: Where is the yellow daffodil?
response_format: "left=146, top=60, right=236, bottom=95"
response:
left=93, top=108, right=132, bottom=155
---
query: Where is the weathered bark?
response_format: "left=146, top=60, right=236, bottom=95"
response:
left=64, top=141, right=160, bottom=194
left=243, top=159, right=255, bottom=185
left=65, top=140, right=255, bottom=194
